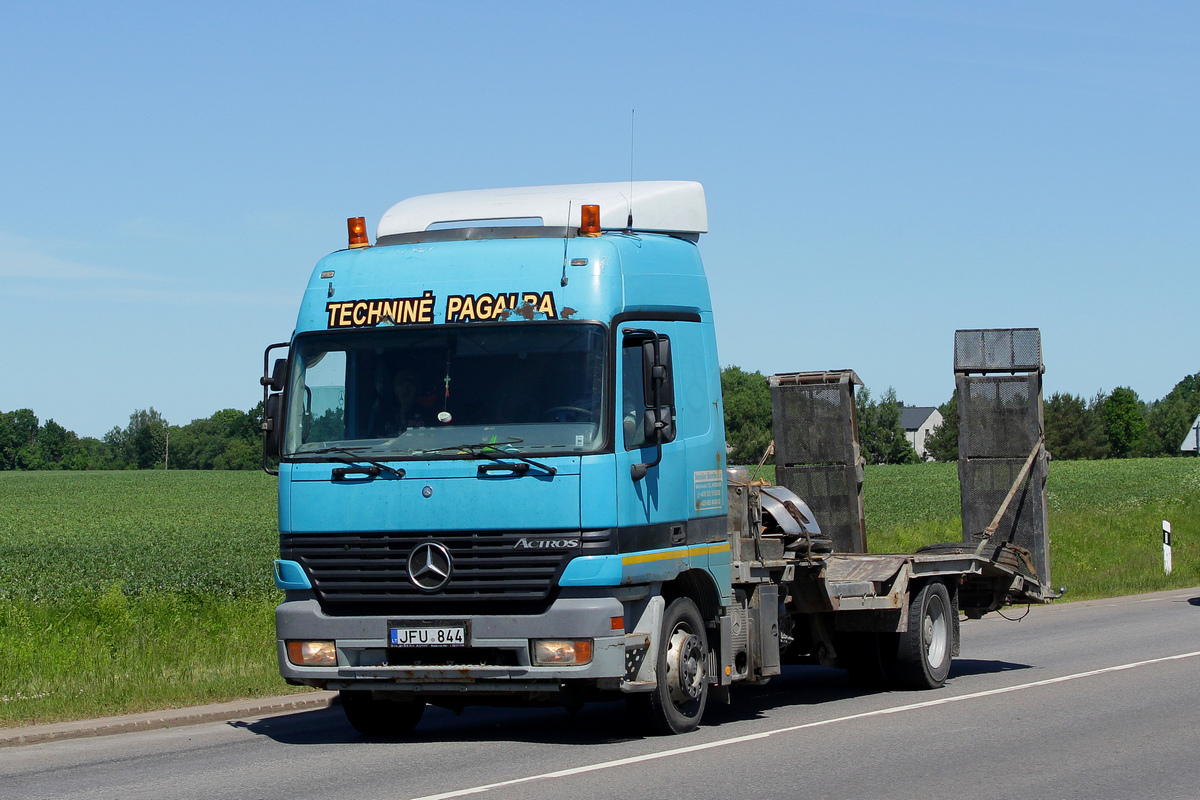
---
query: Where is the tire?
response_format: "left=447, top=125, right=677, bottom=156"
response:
left=340, top=690, right=426, bottom=736
left=893, top=581, right=953, bottom=689
left=627, top=597, right=709, bottom=735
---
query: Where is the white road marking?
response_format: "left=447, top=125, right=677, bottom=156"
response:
left=1078, top=592, right=1191, bottom=609
left=406, top=649, right=1200, bottom=800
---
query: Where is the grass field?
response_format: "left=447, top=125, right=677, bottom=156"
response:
left=861, top=459, right=1200, bottom=598
left=1, top=458, right=1198, bottom=726
left=0, top=471, right=297, bottom=726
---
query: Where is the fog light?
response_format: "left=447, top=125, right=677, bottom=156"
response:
left=286, top=640, right=337, bottom=666
left=532, top=639, right=593, bottom=666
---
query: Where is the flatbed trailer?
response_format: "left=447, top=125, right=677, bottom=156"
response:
left=700, top=474, right=1044, bottom=698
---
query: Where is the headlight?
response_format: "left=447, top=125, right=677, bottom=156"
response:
left=286, top=640, right=337, bottom=666
left=531, top=639, right=593, bottom=666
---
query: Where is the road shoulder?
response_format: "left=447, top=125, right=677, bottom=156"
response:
left=0, top=691, right=338, bottom=747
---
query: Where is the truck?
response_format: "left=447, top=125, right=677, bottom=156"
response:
left=260, top=181, right=1049, bottom=736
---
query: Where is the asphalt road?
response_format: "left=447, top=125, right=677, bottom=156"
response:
left=3, top=588, right=1198, bottom=800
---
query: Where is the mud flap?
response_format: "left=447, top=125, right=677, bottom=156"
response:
left=623, top=595, right=664, bottom=690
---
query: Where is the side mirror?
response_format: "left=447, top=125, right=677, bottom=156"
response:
left=260, top=342, right=290, bottom=475
left=261, top=358, right=288, bottom=391
left=643, top=406, right=676, bottom=444
left=641, top=339, right=674, bottom=407
left=263, top=393, right=283, bottom=459
left=628, top=330, right=675, bottom=481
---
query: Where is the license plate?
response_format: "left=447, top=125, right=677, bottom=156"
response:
left=389, top=625, right=466, bottom=647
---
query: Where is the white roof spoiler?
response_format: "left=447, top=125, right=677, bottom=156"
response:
left=376, top=180, right=707, bottom=239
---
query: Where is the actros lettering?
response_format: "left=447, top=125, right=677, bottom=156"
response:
left=514, top=537, right=580, bottom=549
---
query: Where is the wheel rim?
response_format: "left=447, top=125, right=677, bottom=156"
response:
left=665, top=624, right=706, bottom=707
left=923, top=594, right=949, bottom=669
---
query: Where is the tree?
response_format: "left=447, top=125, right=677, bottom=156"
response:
left=106, top=408, right=169, bottom=469
left=1142, top=372, right=1200, bottom=456
left=856, top=387, right=919, bottom=465
left=210, top=408, right=258, bottom=441
left=923, top=392, right=959, bottom=462
left=1102, top=387, right=1147, bottom=459
left=213, top=437, right=259, bottom=470
left=166, top=406, right=264, bottom=469
left=1045, top=392, right=1108, bottom=460
left=0, top=409, right=40, bottom=470
left=75, top=437, right=119, bottom=470
left=248, top=400, right=264, bottom=435
left=35, top=419, right=83, bottom=469
left=720, top=366, right=773, bottom=464
left=0, top=403, right=260, bottom=470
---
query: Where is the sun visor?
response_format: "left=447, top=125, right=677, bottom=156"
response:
left=377, top=181, right=707, bottom=239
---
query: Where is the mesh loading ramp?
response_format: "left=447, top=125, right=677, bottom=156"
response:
left=954, top=328, right=1051, bottom=590
left=770, top=370, right=867, bottom=554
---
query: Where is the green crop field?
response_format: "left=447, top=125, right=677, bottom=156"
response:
left=1, top=458, right=1198, bottom=727
left=759, top=458, right=1200, bottom=594
left=0, top=471, right=297, bottom=726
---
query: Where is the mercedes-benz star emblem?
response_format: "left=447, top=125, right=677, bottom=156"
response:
left=407, top=541, right=452, bottom=592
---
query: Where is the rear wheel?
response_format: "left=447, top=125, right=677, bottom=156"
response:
left=627, top=597, right=709, bottom=735
left=893, top=581, right=953, bottom=689
left=340, top=691, right=426, bottom=736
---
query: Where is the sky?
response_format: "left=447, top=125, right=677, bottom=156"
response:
left=1, top=1, right=1197, bottom=439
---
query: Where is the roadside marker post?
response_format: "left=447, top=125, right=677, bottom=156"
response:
left=1163, top=520, right=1172, bottom=575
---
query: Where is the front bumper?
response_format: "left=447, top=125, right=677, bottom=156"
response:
left=276, top=591, right=630, bottom=693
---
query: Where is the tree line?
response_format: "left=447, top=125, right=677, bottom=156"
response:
left=923, top=372, right=1200, bottom=461
left=4, top=368, right=1197, bottom=470
left=0, top=404, right=264, bottom=471
left=722, top=367, right=1200, bottom=465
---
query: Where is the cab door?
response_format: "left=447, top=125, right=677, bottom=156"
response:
left=614, top=321, right=689, bottom=550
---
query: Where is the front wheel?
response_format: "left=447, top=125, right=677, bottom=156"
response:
left=893, top=581, right=953, bottom=689
left=340, top=690, right=426, bottom=736
left=627, top=597, right=709, bottom=735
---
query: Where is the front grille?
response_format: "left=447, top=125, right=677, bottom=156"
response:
left=282, top=529, right=613, bottom=616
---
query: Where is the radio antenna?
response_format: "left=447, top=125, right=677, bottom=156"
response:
left=561, top=200, right=572, bottom=286
left=441, top=354, right=452, bottom=414
left=626, top=109, right=635, bottom=232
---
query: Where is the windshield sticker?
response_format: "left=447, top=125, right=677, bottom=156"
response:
left=326, top=292, right=435, bottom=328
left=326, top=291, right=559, bottom=328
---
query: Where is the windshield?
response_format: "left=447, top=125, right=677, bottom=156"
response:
left=284, top=323, right=607, bottom=459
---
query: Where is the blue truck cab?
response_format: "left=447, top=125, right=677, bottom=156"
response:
left=264, top=182, right=735, bottom=734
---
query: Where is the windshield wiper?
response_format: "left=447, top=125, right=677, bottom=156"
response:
left=416, top=437, right=524, bottom=454
left=297, top=446, right=405, bottom=478
left=418, top=438, right=556, bottom=476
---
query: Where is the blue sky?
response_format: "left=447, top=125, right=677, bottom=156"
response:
left=1, top=2, right=1196, bottom=438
